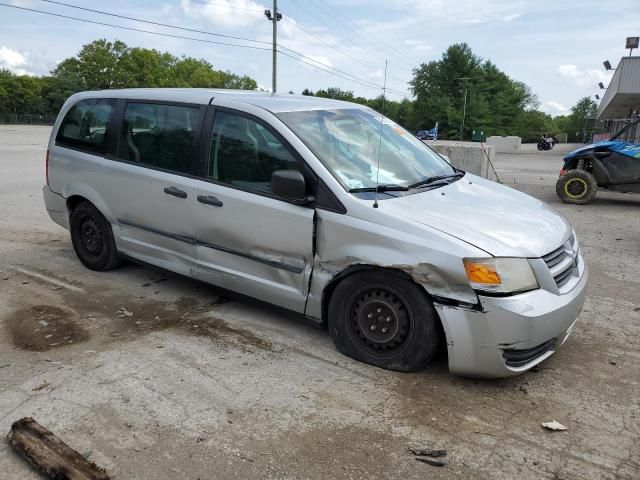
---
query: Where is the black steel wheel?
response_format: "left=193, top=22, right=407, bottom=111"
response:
left=328, top=270, right=439, bottom=372
left=346, top=284, right=413, bottom=358
left=69, top=201, right=121, bottom=271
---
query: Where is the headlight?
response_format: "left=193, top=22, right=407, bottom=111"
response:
left=463, top=257, right=538, bottom=294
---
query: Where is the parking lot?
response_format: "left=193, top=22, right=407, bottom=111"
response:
left=1, top=125, right=638, bottom=479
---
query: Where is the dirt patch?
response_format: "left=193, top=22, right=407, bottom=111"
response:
left=4, top=288, right=271, bottom=354
left=6, top=305, right=89, bottom=351
left=107, top=297, right=273, bottom=352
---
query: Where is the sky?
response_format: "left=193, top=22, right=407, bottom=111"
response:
left=1, top=0, right=639, bottom=116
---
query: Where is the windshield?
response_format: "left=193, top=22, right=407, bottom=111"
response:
left=277, top=108, right=455, bottom=191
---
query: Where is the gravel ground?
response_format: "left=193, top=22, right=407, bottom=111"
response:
left=0, top=126, right=638, bottom=479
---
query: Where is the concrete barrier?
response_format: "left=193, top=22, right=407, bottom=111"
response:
left=486, top=136, right=521, bottom=153
left=424, top=140, right=497, bottom=181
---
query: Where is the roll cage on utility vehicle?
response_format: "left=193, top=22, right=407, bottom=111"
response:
left=556, top=115, right=640, bottom=204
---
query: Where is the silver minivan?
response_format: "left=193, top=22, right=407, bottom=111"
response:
left=43, top=89, right=588, bottom=378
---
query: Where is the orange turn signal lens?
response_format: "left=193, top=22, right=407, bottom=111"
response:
left=463, top=260, right=501, bottom=285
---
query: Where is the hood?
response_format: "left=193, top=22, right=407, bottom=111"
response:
left=382, top=174, right=571, bottom=257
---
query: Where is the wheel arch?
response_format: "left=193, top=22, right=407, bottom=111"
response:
left=565, top=155, right=610, bottom=185
left=320, top=264, right=447, bottom=348
left=66, top=194, right=90, bottom=213
left=61, top=183, right=117, bottom=224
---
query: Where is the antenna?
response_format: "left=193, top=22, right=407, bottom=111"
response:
left=373, top=59, right=388, bottom=209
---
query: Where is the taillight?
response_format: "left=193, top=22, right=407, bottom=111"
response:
left=45, top=148, right=50, bottom=186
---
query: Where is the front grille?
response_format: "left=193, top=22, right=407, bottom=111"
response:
left=543, top=234, right=578, bottom=288
left=502, top=338, right=557, bottom=367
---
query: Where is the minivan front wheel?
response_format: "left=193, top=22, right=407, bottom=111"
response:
left=328, top=270, right=439, bottom=372
left=69, top=201, right=121, bottom=271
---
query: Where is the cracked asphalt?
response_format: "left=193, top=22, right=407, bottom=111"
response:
left=1, top=126, right=639, bottom=479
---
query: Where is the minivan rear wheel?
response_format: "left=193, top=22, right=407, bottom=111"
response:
left=328, top=270, right=439, bottom=372
left=69, top=201, right=121, bottom=271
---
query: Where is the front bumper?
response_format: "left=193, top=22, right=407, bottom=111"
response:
left=434, top=262, right=588, bottom=378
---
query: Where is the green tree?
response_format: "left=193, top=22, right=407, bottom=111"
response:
left=409, top=43, right=538, bottom=139
left=314, top=87, right=355, bottom=102
left=300, top=87, right=412, bottom=128
left=52, top=39, right=132, bottom=90
left=0, top=39, right=259, bottom=118
left=567, top=97, right=598, bottom=142
left=0, top=68, right=46, bottom=115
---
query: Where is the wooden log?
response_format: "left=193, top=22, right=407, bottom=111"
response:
left=7, top=417, right=110, bottom=480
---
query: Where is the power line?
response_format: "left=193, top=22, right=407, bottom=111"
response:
left=3, top=2, right=409, bottom=98
left=289, top=0, right=422, bottom=69
left=278, top=49, right=405, bottom=98
left=40, top=0, right=270, bottom=46
left=279, top=44, right=406, bottom=96
left=35, top=0, right=408, bottom=97
left=314, top=0, right=425, bottom=67
left=0, top=3, right=272, bottom=51
left=309, top=0, right=421, bottom=65
left=188, top=0, right=266, bottom=13
left=277, top=9, right=409, bottom=88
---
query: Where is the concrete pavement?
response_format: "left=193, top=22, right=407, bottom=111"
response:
left=1, top=126, right=638, bottom=479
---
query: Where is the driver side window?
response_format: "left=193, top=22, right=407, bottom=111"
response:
left=208, top=111, right=300, bottom=195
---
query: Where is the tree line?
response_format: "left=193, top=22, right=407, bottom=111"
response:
left=0, top=39, right=257, bottom=118
left=0, top=39, right=598, bottom=142
left=303, top=43, right=598, bottom=142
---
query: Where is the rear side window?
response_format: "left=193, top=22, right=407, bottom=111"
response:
left=57, top=99, right=114, bottom=153
left=208, top=111, right=300, bottom=194
left=119, top=102, right=199, bottom=174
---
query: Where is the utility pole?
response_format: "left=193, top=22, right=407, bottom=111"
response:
left=264, top=2, right=282, bottom=93
left=457, top=77, right=471, bottom=141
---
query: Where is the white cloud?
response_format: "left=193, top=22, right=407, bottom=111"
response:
left=556, top=64, right=611, bottom=88
left=501, top=13, right=522, bottom=22
left=541, top=100, right=569, bottom=115
left=404, top=39, right=431, bottom=53
left=0, top=46, right=29, bottom=74
left=8, top=0, right=37, bottom=6
left=304, top=55, right=333, bottom=69
left=160, top=3, right=174, bottom=15
left=181, top=0, right=266, bottom=29
left=392, top=0, right=524, bottom=25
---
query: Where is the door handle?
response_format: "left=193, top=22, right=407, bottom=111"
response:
left=197, top=194, right=223, bottom=207
left=164, top=186, right=187, bottom=199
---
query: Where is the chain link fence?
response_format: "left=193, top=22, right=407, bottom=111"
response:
left=0, top=114, right=56, bottom=125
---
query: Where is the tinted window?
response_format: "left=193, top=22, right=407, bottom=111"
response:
left=57, top=99, right=114, bottom=152
left=120, top=102, right=199, bottom=174
left=208, top=111, right=300, bottom=194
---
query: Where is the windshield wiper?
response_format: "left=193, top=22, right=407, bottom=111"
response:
left=349, top=184, right=410, bottom=193
left=409, top=172, right=464, bottom=189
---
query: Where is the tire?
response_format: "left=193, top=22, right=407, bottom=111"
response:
left=328, top=270, right=439, bottom=372
left=69, top=201, right=122, bottom=271
left=556, top=169, right=598, bottom=204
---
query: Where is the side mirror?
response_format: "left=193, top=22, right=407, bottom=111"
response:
left=271, top=170, right=313, bottom=204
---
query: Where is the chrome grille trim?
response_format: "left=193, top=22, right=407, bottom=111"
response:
left=543, top=234, right=578, bottom=289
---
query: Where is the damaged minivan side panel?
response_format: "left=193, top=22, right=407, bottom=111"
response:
left=305, top=207, right=488, bottom=321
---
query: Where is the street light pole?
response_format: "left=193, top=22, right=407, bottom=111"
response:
left=264, top=1, right=281, bottom=94
left=272, top=0, right=277, bottom=93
